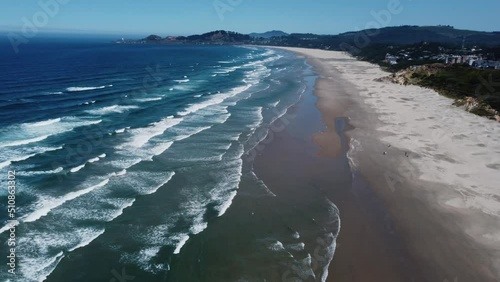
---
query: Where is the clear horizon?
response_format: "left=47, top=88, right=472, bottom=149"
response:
left=1, top=0, right=499, bottom=38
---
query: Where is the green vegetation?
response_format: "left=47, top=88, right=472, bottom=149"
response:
left=409, top=65, right=500, bottom=113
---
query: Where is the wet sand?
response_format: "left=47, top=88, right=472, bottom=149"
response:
left=273, top=47, right=500, bottom=282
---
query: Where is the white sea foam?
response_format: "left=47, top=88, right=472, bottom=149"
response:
left=66, top=85, right=111, bottom=92
left=70, top=154, right=106, bottom=172
left=0, top=153, right=37, bottom=169
left=0, top=220, right=18, bottom=234
left=174, top=79, right=189, bottom=83
left=270, top=100, right=280, bottom=107
left=249, top=170, right=276, bottom=197
left=149, top=142, right=174, bottom=158
left=86, top=105, right=138, bottom=115
left=177, top=84, right=250, bottom=116
left=109, top=198, right=135, bottom=218
left=70, top=164, right=85, bottom=173
left=88, top=157, right=100, bottom=163
left=18, top=167, right=64, bottom=176
left=213, top=66, right=240, bottom=74
left=320, top=233, right=337, bottom=282
left=22, top=251, right=65, bottom=282
left=173, top=234, right=190, bottom=254
left=269, top=241, right=286, bottom=252
left=120, top=247, right=166, bottom=274
left=287, top=242, right=305, bottom=251
left=0, top=135, right=49, bottom=148
left=173, top=126, right=213, bottom=142
left=25, top=118, right=61, bottom=127
left=216, top=190, right=237, bottom=217
left=120, top=117, right=182, bottom=148
left=141, top=172, right=175, bottom=195
left=68, top=229, right=106, bottom=252
left=190, top=219, right=208, bottom=235
left=136, top=97, right=162, bottom=102
left=22, top=177, right=111, bottom=222
left=0, top=117, right=101, bottom=153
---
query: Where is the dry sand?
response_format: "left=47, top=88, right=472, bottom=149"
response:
left=273, top=47, right=500, bottom=282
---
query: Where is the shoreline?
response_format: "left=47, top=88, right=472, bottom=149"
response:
left=272, top=47, right=500, bottom=281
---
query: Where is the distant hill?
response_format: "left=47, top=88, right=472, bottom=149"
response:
left=132, top=30, right=250, bottom=44
left=181, top=30, right=250, bottom=42
left=270, top=26, right=500, bottom=51
left=117, top=26, right=500, bottom=48
left=335, top=25, right=500, bottom=46
left=248, top=30, right=289, bottom=38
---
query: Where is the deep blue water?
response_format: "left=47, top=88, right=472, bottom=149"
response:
left=0, top=38, right=339, bottom=281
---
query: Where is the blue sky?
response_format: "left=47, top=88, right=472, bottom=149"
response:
left=1, top=0, right=499, bottom=36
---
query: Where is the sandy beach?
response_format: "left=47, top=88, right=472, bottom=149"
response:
left=272, top=47, right=500, bottom=282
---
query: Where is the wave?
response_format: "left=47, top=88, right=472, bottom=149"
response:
left=213, top=66, right=240, bottom=74
left=86, top=105, right=139, bottom=115
left=122, top=247, right=164, bottom=273
left=269, top=100, right=280, bottom=107
left=135, top=97, right=162, bottom=102
left=216, top=190, right=237, bottom=217
left=22, top=177, right=112, bottom=222
left=66, top=85, right=112, bottom=92
left=141, top=172, right=175, bottom=195
left=120, top=117, right=182, bottom=148
left=24, top=118, right=61, bottom=127
left=18, top=167, right=64, bottom=176
left=173, top=126, right=213, bottom=142
left=0, top=146, right=62, bottom=170
left=70, top=164, right=85, bottom=173
left=177, top=84, right=250, bottom=116
left=269, top=241, right=286, bottom=252
left=174, top=79, right=189, bottom=83
left=69, top=229, right=106, bottom=252
left=148, top=142, right=174, bottom=159
left=70, top=154, right=106, bottom=173
left=0, top=135, right=49, bottom=148
left=173, top=234, right=190, bottom=254
left=0, top=117, right=101, bottom=152
left=21, top=251, right=64, bottom=282
left=115, top=127, right=127, bottom=134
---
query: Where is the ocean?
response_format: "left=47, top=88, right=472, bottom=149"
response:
left=0, top=38, right=339, bottom=281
